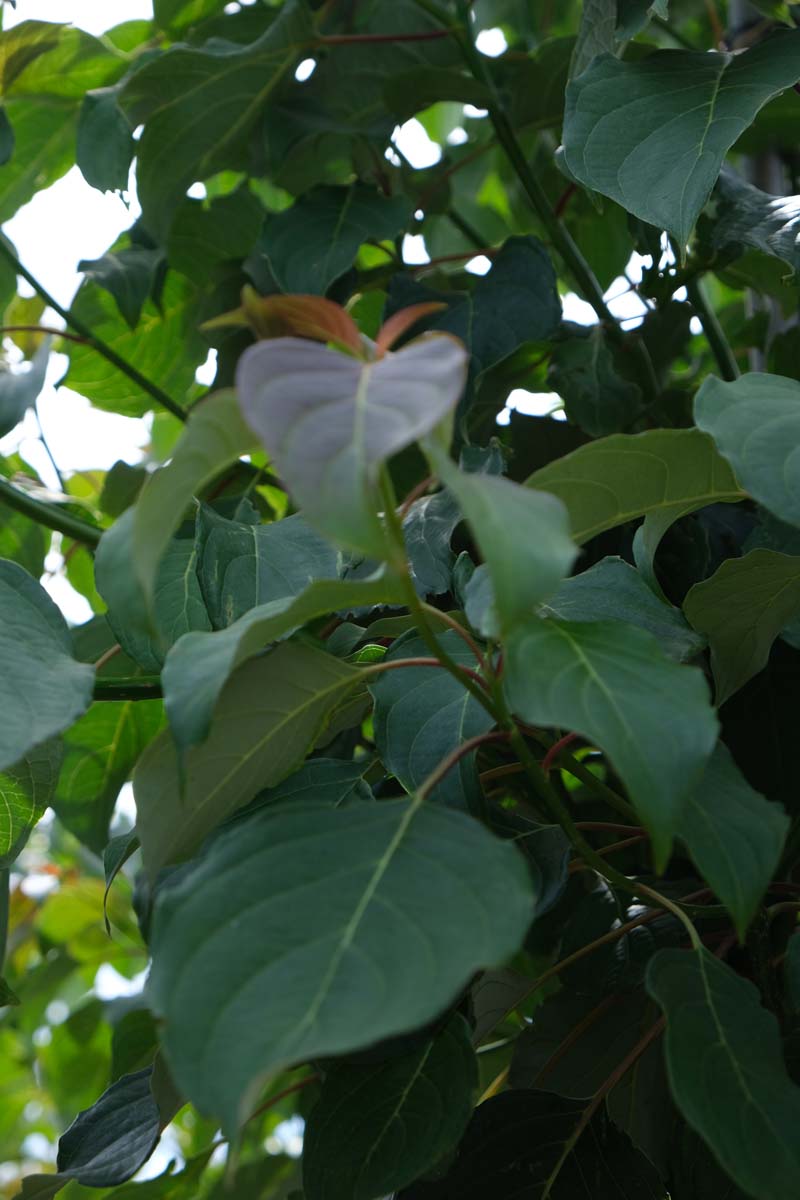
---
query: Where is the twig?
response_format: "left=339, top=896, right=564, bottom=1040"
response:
left=0, top=324, right=88, bottom=345
left=93, top=643, right=122, bottom=672
left=417, top=731, right=510, bottom=802
left=0, top=476, right=101, bottom=547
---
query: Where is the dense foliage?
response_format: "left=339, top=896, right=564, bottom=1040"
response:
left=4, top=0, right=800, bottom=1195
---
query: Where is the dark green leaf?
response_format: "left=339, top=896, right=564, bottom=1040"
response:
left=110, top=1008, right=158, bottom=1082
left=786, top=935, right=800, bottom=1015
left=383, top=66, right=490, bottom=121
left=505, top=617, right=718, bottom=866
left=153, top=0, right=227, bottom=33
left=684, top=549, right=800, bottom=704
left=369, top=630, right=493, bottom=812
left=77, top=86, right=134, bottom=194
left=648, top=947, right=800, bottom=1200
left=237, top=334, right=468, bottom=560
left=571, top=0, right=617, bottom=80
left=563, top=35, right=800, bottom=244
left=548, top=327, right=642, bottom=436
left=0, top=739, right=62, bottom=867
left=250, top=183, right=410, bottom=295
left=616, top=1, right=670, bottom=39
left=195, top=506, right=340, bottom=630
left=397, top=1090, right=664, bottom=1198
left=0, top=337, right=49, bottom=438
left=78, top=247, right=163, bottom=330
left=676, top=742, right=788, bottom=938
left=527, top=428, right=744, bottom=544
left=0, top=975, right=20, bottom=1005
left=0, top=104, right=13, bottom=164
left=429, top=448, right=577, bottom=637
left=167, top=189, right=264, bottom=284
left=51, top=701, right=162, bottom=853
left=250, top=758, right=373, bottom=812
left=713, top=168, right=800, bottom=277
left=99, top=460, right=148, bottom=519
left=149, top=797, right=535, bottom=1131
left=543, top=556, right=705, bottom=662
left=162, top=575, right=403, bottom=752
left=0, top=560, right=94, bottom=774
left=303, top=1013, right=477, bottom=1200
left=387, top=237, right=562, bottom=378
left=120, top=0, right=314, bottom=238
left=695, top=372, right=800, bottom=528
left=136, top=642, right=364, bottom=873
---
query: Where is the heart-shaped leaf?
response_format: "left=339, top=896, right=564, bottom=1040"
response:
left=563, top=33, right=800, bottom=244
left=236, top=334, right=468, bottom=559
left=148, top=798, right=535, bottom=1131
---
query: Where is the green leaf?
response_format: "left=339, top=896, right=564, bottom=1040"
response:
left=237, top=334, right=468, bottom=560
left=786, top=935, right=800, bottom=1015
left=396, top=1090, right=664, bottom=1198
left=0, top=561, right=94, bottom=774
left=0, top=335, right=49, bottom=438
left=78, top=247, right=163, bottom=330
left=695, top=372, right=800, bottom=528
left=676, top=743, right=788, bottom=938
left=51, top=701, right=162, bottom=854
left=99, top=460, right=147, bottom=519
left=120, top=0, right=314, bottom=238
left=369, top=630, right=493, bottom=813
left=0, top=739, right=62, bottom=867
left=505, top=617, right=719, bottom=866
left=162, top=575, right=403, bottom=753
left=65, top=271, right=205, bottom=416
left=195, top=506, right=340, bottom=630
left=563, top=34, right=800, bottom=245
left=130, top=390, right=256, bottom=615
left=251, top=183, right=411, bottom=295
left=526, top=427, right=744, bottom=544
left=250, top=758, right=374, bottom=812
left=77, top=85, right=134, bottom=194
left=547, top=327, right=643, bottom=436
left=135, top=642, right=363, bottom=874
left=303, top=1013, right=477, bottom=1200
left=148, top=796, right=535, bottom=1131
left=0, top=975, right=20, bottom=1006
left=428, top=449, right=577, bottom=637
left=4, top=24, right=123, bottom=99
left=383, top=66, right=490, bottom=121
left=571, top=0, right=617, bottom=80
left=647, top=946, right=800, bottom=1200
left=153, top=0, right=228, bottom=33
left=167, top=189, right=264, bottom=285
left=616, top=0, right=670, bottom=39
left=386, top=237, right=562, bottom=378
left=0, top=500, right=49, bottom=577
left=713, top=168, right=800, bottom=278
left=0, top=21, right=62, bottom=91
left=683, top=549, right=800, bottom=704
left=0, top=98, right=76, bottom=223
left=543, top=556, right=705, bottom=662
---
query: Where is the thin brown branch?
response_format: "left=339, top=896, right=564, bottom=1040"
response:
left=0, top=324, right=88, bottom=345
left=320, top=29, right=452, bottom=44
left=418, top=730, right=510, bottom=802
left=93, top=643, right=122, bottom=672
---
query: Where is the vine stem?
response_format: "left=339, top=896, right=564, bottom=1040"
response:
left=567, top=834, right=649, bottom=872
left=93, top=678, right=162, bottom=700
left=0, top=476, right=101, bottom=547
left=364, top=654, right=487, bottom=691
left=0, top=240, right=186, bottom=421
left=541, top=1017, right=666, bottom=1197
left=319, top=29, right=454, bottom=44
left=418, top=601, right=487, bottom=667
left=0, top=324, right=88, bottom=345
left=417, top=731, right=510, bottom=802
left=244, top=1073, right=320, bottom=1126
left=686, top=277, right=740, bottom=381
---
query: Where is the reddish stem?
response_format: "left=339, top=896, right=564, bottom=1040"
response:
left=245, top=1073, right=319, bottom=1125
left=568, top=834, right=649, bottom=873
left=419, top=731, right=510, bottom=802
left=320, top=30, right=452, bottom=44
left=399, top=474, right=435, bottom=518
left=0, top=323, right=88, bottom=345
left=412, top=246, right=499, bottom=271
left=367, top=656, right=488, bottom=691
left=541, top=731, right=579, bottom=774
left=554, top=183, right=577, bottom=219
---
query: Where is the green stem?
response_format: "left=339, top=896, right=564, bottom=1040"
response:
left=0, top=476, right=101, bottom=547
left=686, top=277, right=740, bottom=381
left=0, top=241, right=187, bottom=422
left=379, top=469, right=500, bottom=721
left=93, top=677, right=163, bottom=700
